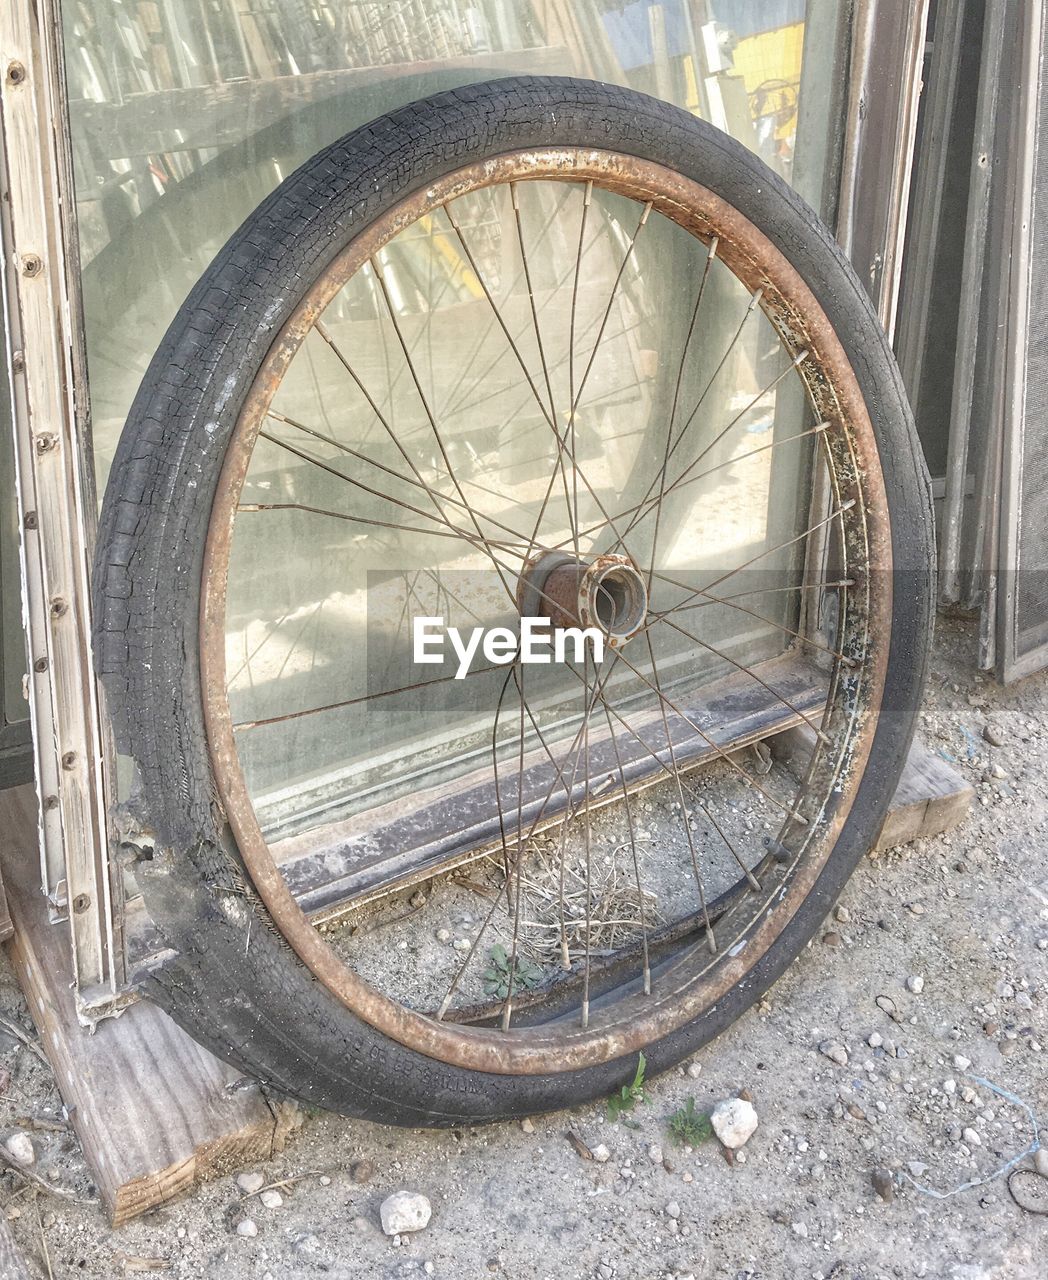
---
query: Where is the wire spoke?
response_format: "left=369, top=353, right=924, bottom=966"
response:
left=611, top=643, right=807, bottom=826
left=266, top=407, right=539, bottom=551
left=646, top=500, right=857, bottom=629
left=659, top=614, right=831, bottom=744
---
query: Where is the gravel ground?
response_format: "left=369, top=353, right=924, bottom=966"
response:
left=0, top=616, right=1045, bottom=1279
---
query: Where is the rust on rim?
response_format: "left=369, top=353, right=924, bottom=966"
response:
left=199, top=149, right=892, bottom=1075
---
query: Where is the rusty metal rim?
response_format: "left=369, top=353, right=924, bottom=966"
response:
left=199, top=149, right=892, bottom=1075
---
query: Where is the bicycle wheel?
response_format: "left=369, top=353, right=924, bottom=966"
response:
left=93, top=77, right=934, bottom=1123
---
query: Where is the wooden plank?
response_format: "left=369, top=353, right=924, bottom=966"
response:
left=0, top=857, right=12, bottom=943
left=769, top=726, right=974, bottom=849
left=875, top=734, right=976, bottom=850
left=0, top=1216, right=30, bottom=1280
left=0, top=786, right=301, bottom=1226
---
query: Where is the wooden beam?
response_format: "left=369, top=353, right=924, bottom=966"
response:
left=0, top=1216, right=30, bottom=1280
left=770, top=727, right=974, bottom=849
left=0, top=786, right=301, bottom=1226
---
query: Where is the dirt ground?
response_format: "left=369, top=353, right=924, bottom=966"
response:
left=0, top=616, right=1044, bottom=1279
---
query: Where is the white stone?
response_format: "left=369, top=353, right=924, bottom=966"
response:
left=665, top=1201, right=681, bottom=1219
left=591, top=1143, right=611, bottom=1163
left=962, top=1127, right=982, bottom=1147
left=236, top=1219, right=258, bottom=1239
left=710, top=1097, right=759, bottom=1150
left=906, top=975, right=925, bottom=994
left=3, top=1134, right=34, bottom=1167
left=236, top=1172, right=264, bottom=1194
left=943, top=1079, right=956, bottom=1095
left=953, top=1055, right=972, bottom=1072
left=1033, top=1148, right=1048, bottom=1179
left=867, top=1032, right=883, bottom=1048
left=519, top=1118, right=535, bottom=1134
left=380, top=1192, right=432, bottom=1236
left=260, top=1190, right=283, bottom=1209
left=819, top=1040, right=849, bottom=1067
left=687, top=1061, right=703, bottom=1079
left=648, top=1144, right=664, bottom=1164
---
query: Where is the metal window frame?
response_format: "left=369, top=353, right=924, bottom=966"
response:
left=995, top=0, right=1046, bottom=683
left=0, top=0, right=927, bottom=1021
left=0, top=0, right=122, bottom=1017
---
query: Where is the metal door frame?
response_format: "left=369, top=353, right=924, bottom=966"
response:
left=0, top=0, right=122, bottom=1018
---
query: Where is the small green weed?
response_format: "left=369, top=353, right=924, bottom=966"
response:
left=666, top=1096, right=713, bottom=1147
left=482, top=944, right=544, bottom=999
left=607, top=1052, right=647, bottom=1122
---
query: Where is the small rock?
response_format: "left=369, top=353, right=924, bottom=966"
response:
left=906, top=975, right=925, bottom=994
left=867, top=1032, right=883, bottom=1048
left=260, top=1190, right=283, bottom=1209
left=647, top=1144, right=664, bottom=1164
left=944, top=1079, right=956, bottom=1095
left=877, top=994, right=901, bottom=1021
left=591, top=1143, right=611, bottom=1164
left=1032, top=1148, right=1048, bottom=1179
left=686, top=1061, right=702, bottom=1079
left=953, top=1055, right=972, bottom=1072
left=319, top=1176, right=331, bottom=1187
left=835, top=905, right=851, bottom=923
left=822, top=931, right=842, bottom=947
left=435, top=928, right=451, bottom=943
left=791, top=1221, right=808, bottom=1238
left=819, top=1040, right=849, bottom=1067
left=1009, top=1169, right=1048, bottom=1214
left=999, top=1038, right=1018, bottom=1058
left=380, top=1192, right=432, bottom=1236
left=350, top=1159, right=376, bottom=1184
left=452, top=938, right=471, bottom=953
left=236, top=1219, right=258, bottom=1239
left=665, top=1200, right=681, bottom=1219
left=907, top=1161, right=929, bottom=1177
left=710, top=1097, right=759, bottom=1149
left=520, top=1118, right=535, bottom=1134
left=3, top=1134, right=34, bottom=1167
left=982, top=723, right=1006, bottom=747
left=963, top=1127, right=982, bottom=1147
left=871, top=1168, right=894, bottom=1202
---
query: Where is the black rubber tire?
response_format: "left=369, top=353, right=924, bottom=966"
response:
left=92, top=76, right=934, bottom=1125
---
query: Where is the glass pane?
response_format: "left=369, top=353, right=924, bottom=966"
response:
left=64, top=0, right=842, bottom=491
left=63, top=1, right=849, bottom=839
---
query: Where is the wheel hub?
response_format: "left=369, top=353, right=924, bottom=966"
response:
left=517, top=551, right=648, bottom=647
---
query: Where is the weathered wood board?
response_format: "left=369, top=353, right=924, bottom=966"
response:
left=0, top=786, right=300, bottom=1226
left=770, top=728, right=975, bottom=849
